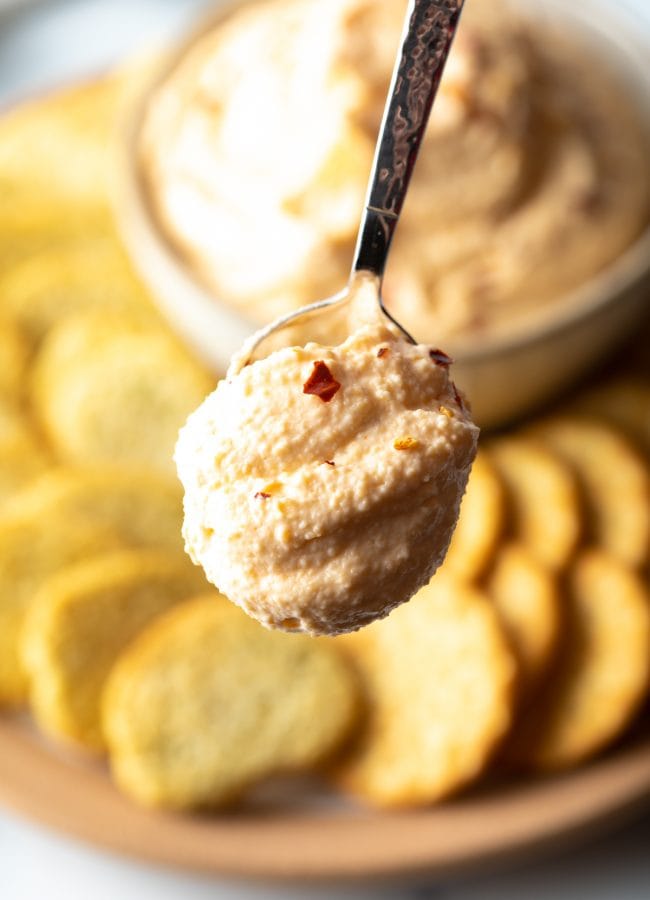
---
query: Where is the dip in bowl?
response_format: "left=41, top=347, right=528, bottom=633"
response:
left=118, top=0, right=650, bottom=426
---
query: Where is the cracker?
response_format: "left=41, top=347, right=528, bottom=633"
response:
left=442, top=451, right=505, bottom=581
left=0, top=213, right=117, bottom=284
left=103, top=595, right=359, bottom=808
left=0, top=244, right=154, bottom=347
left=334, top=576, right=516, bottom=807
left=532, top=416, right=650, bottom=569
left=0, top=77, right=122, bottom=273
left=0, top=515, right=120, bottom=706
left=487, top=543, right=561, bottom=700
left=5, top=466, right=186, bottom=557
left=0, top=397, right=51, bottom=500
left=506, top=551, right=650, bottom=771
left=488, top=435, right=582, bottom=571
left=31, top=313, right=215, bottom=474
left=0, top=76, right=122, bottom=213
left=0, top=398, right=34, bottom=450
left=0, top=439, right=50, bottom=507
left=22, top=551, right=209, bottom=751
left=626, top=316, right=650, bottom=379
left=0, top=320, right=29, bottom=404
left=573, top=379, right=650, bottom=458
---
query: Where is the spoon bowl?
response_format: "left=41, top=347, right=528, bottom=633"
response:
left=232, top=272, right=416, bottom=373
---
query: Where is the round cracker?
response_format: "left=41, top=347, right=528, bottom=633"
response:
left=0, top=398, right=35, bottom=450
left=442, top=452, right=505, bottom=581
left=334, top=576, right=516, bottom=807
left=22, top=550, right=209, bottom=751
left=0, top=398, right=52, bottom=499
left=0, top=76, right=123, bottom=212
left=0, top=515, right=121, bottom=706
left=573, top=379, right=650, bottom=458
left=0, top=439, right=50, bottom=507
left=488, top=435, right=582, bottom=571
left=487, top=543, right=561, bottom=700
left=0, top=219, right=119, bottom=296
left=103, top=595, right=359, bottom=809
left=0, top=77, right=123, bottom=276
left=0, top=320, right=29, bottom=403
left=532, top=416, right=650, bottom=569
left=28, top=308, right=150, bottom=375
left=0, top=243, right=155, bottom=347
left=5, top=466, right=186, bottom=557
left=31, top=313, right=215, bottom=474
left=506, top=551, right=650, bottom=771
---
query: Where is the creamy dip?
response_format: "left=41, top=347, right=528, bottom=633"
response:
left=141, top=0, right=649, bottom=345
left=175, top=292, right=478, bottom=635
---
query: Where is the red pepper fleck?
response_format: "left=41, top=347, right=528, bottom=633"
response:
left=429, top=348, right=454, bottom=367
left=303, top=361, right=341, bottom=403
left=323, top=459, right=336, bottom=467
left=377, top=347, right=389, bottom=359
left=254, top=492, right=271, bottom=500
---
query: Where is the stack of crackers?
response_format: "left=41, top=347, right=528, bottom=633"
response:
left=0, top=78, right=648, bottom=812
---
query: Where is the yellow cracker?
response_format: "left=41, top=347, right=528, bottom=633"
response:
left=0, top=195, right=110, bottom=235
left=488, top=435, right=582, bottom=571
left=0, top=320, right=29, bottom=403
left=487, top=543, right=561, bottom=700
left=31, top=313, right=215, bottom=474
left=0, top=515, right=120, bottom=706
left=22, top=551, right=209, bottom=751
left=0, top=397, right=52, bottom=498
left=1, top=244, right=155, bottom=347
left=0, top=440, right=50, bottom=507
left=506, top=551, right=650, bottom=771
left=0, top=69, right=157, bottom=275
left=103, top=596, right=358, bottom=808
left=334, top=576, right=516, bottom=807
left=0, top=78, right=119, bottom=271
left=0, top=180, right=123, bottom=276
left=0, top=76, right=123, bottom=212
left=442, top=451, right=505, bottom=581
left=5, top=466, right=185, bottom=557
left=573, top=379, right=650, bottom=458
left=0, top=398, right=34, bottom=450
left=532, top=416, right=650, bottom=569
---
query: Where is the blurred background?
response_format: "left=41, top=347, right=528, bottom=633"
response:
left=2, top=0, right=650, bottom=102
left=0, top=0, right=649, bottom=898
left=0, top=0, right=211, bottom=102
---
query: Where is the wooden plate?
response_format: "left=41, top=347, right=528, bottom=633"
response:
left=0, top=715, right=649, bottom=882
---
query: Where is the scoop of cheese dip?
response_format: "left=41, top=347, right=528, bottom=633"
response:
left=175, top=321, right=478, bottom=635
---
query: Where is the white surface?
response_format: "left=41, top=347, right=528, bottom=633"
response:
left=1, top=807, right=649, bottom=899
left=0, top=0, right=214, bottom=103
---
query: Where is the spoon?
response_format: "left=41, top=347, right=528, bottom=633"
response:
left=231, top=0, right=466, bottom=373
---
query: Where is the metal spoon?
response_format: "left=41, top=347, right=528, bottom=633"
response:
left=231, top=0, right=466, bottom=373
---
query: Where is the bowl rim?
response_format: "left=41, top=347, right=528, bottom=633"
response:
left=116, top=0, right=650, bottom=367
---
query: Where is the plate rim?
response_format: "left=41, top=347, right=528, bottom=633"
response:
left=0, top=716, right=648, bottom=883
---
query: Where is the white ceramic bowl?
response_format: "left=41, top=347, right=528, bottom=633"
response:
left=116, top=0, right=650, bottom=428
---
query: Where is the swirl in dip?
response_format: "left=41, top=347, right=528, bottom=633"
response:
left=175, top=280, right=478, bottom=635
left=141, top=0, right=649, bottom=344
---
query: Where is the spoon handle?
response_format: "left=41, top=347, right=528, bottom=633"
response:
left=352, top=0, right=465, bottom=280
